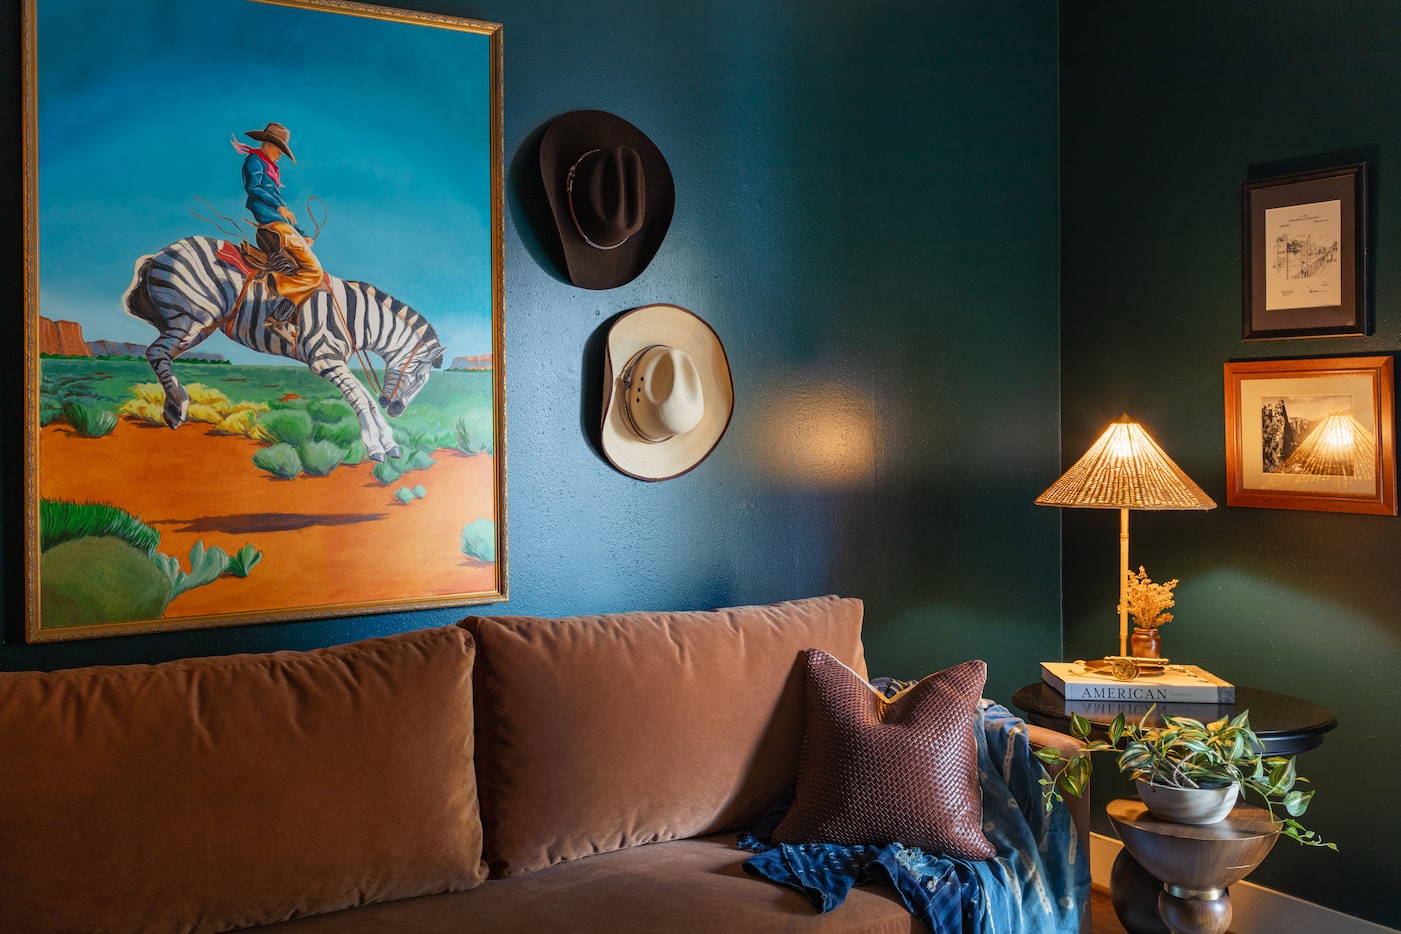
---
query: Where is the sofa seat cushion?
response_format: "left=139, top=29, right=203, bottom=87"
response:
left=462, top=595, right=867, bottom=876
left=247, top=833, right=918, bottom=933
left=0, top=626, right=486, bottom=934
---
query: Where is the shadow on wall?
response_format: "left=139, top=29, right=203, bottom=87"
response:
left=508, top=118, right=569, bottom=287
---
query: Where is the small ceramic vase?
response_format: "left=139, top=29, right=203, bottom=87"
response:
left=1130, top=626, right=1161, bottom=659
left=1135, top=779, right=1239, bottom=825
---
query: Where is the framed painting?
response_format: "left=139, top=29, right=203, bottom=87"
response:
left=1223, top=356, right=1395, bottom=515
left=23, top=0, right=506, bottom=642
left=1241, top=164, right=1368, bottom=341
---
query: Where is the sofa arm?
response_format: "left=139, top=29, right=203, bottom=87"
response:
left=1026, top=724, right=1093, bottom=934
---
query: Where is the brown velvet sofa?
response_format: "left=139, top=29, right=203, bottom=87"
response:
left=0, top=595, right=1089, bottom=933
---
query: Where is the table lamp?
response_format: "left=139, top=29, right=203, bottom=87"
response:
left=1036, top=414, right=1216, bottom=658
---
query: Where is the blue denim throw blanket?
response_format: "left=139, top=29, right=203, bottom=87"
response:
left=740, top=701, right=1087, bottom=934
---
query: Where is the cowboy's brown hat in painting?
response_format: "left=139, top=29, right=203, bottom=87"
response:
left=245, top=122, right=296, bottom=162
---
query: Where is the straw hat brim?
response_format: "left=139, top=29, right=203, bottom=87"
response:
left=601, top=305, right=733, bottom=481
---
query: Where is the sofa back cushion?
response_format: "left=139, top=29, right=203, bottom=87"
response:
left=461, top=595, right=867, bottom=876
left=0, top=626, right=486, bottom=934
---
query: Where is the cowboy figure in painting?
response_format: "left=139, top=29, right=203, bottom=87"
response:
left=233, top=122, right=323, bottom=343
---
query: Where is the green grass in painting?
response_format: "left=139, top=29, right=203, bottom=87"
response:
left=40, top=500, right=160, bottom=556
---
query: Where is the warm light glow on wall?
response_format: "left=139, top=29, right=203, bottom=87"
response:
left=754, top=380, right=876, bottom=486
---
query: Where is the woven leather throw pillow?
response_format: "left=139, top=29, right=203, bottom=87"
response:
left=772, top=650, right=995, bottom=860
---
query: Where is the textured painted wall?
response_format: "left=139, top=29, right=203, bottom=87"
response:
left=1061, top=2, right=1401, bottom=927
left=0, top=2, right=1061, bottom=706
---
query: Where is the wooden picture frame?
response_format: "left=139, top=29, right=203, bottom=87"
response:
left=23, top=0, right=507, bottom=642
left=1223, top=356, right=1395, bottom=515
left=1242, top=164, right=1368, bottom=341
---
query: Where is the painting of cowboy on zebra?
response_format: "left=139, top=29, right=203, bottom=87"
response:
left=26, top=0, right=504, bottom=641
left=124, top=121, right=447, bottom=464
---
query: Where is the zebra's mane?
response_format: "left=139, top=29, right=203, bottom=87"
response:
left=340, top=280, right=440, bottom=344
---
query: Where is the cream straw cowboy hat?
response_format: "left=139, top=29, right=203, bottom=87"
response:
left=601, top=305, right=733, bottom=481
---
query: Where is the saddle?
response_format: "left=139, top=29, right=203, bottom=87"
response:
left=239, top=227, right=298, bottom=278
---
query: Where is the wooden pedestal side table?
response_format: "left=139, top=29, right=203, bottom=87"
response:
left=1107, top=799, right=1279, bottom=934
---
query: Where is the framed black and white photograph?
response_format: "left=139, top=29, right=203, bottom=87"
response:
left=1224, top=356, right=1395, bottom=515
left=1242, top=164, right=1368, bottom=341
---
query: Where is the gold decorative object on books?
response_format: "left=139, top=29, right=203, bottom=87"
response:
left=1036, top=415, right=1216, bottom=666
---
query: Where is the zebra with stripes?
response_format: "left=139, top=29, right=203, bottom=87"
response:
left=123, top=235, right=444, bottom=462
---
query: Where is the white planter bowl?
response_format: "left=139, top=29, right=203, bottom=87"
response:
left=1135, top=778, right=1239, bottom=825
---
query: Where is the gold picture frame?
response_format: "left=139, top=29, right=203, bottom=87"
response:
left=1223, top=356, right=1395, bottom=515
left=24, top=0, right=506, bottom=641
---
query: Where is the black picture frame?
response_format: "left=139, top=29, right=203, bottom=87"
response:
left=1242, top=163, right=1368, bottom=341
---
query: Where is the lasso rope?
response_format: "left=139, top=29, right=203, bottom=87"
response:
left=190, top=196, right=246, bottom=238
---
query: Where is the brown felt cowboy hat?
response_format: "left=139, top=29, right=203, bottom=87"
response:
left=601, top=305, right=732, bottom=481
left=246, top=122, right=296, bottom=162
left=541, top=111, right=674, bottom=291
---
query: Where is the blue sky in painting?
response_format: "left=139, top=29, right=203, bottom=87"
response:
left=36, top=0, right=494, bottom=366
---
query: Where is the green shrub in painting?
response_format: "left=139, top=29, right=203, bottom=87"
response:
left=400, top=449, right=435, bottom=472
left=312, top=416, right=361, bottom=448
left=227, top=544, right=263, bottom=579
left=298, top=440, right=347, bottom=477
left=306, top=399, right=353, bottom=423
left=340, top=439, right=368, bottom=466
left=154, top=541, right=230, bottom=599
left=60, top=401, right=118, bottom=438
left=257, top=409, right=315, bottom=447
left=252, top=444, right=303, bottom=479
left=372, top=460, right=401, bottom=485
left=394, top=487, right=416, bottom=505
left=460, top=519, right=496, bottom=563
left=454, top=413, right=493, bottom=456
left=40, top=399, right=65, bottom=427
left=41, top=500, right=160, bottom=556
left=40, top=536, right=172, bottom=627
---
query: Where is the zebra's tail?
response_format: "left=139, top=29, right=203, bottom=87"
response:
left=122, top=253, right=161, bottom=328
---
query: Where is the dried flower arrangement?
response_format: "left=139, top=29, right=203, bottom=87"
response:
left=1119, top=566, right=1177, bottom=629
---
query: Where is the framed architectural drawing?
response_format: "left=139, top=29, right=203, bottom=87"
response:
left=1242, top=164, right=1368, bottom=341
left=1223, top=356, right=1395, bottom=515
left=23, top=0, right=506, bottom=642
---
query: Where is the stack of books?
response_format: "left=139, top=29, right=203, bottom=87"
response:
left=1040, top=660, right=1234, bottom=720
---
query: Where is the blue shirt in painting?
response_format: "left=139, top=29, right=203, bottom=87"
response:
left=242, top=151, right=308, bottom=236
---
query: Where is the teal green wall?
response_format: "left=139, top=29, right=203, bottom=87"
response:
left=1061, top=2, right=1400, bottom=927
left=0, top=4, right=1062, bottom=705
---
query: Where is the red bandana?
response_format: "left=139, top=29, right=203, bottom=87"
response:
left=232, top=138, right=282, bottom=188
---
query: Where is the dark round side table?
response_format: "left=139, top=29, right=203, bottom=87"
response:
left=1011, top=681, right=1336, bottom=755
left=1012, top=681, right=1334, bottom=932
left=1107, top=799, right=1279, bottom=934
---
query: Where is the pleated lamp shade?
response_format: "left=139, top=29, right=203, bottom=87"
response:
left=1038, top=414, right=1215, bottom=659
left=1037, top=415, right=1216, bottom=511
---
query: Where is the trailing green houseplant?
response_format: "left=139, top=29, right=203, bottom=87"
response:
left=1036, top=707, right=1335, bottom=849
